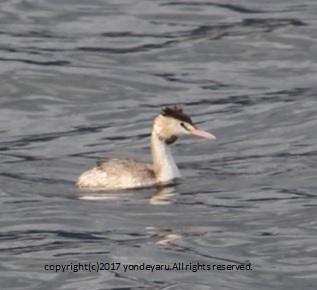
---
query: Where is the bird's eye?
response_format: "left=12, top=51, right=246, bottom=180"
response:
left=180, top=122, right=188, bottom=130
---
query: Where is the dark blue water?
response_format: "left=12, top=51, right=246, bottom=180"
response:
left=1, top=0, right=317, bottom=289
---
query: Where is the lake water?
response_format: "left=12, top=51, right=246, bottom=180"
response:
left=1, top=0, right=317, bottom=289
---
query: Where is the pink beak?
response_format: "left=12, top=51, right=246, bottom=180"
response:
left=189, top=128, right=216, bottom=140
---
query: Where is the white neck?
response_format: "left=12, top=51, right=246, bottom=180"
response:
left=151, top=132, right=181, bottom=183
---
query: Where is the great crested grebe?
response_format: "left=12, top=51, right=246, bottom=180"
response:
left=75, top=106, right=216, bottom=190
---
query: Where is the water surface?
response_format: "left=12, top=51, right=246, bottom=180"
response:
left=1, top=0, right=317, bottom=289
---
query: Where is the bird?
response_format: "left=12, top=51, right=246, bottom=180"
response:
left=75, top=106, right=216, bottom=190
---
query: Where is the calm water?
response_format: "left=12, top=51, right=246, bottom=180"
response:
left=1, top=0, right=317, bottom=289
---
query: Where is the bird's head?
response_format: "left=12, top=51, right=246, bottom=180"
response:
left=152, top=106, right=216, bottom=144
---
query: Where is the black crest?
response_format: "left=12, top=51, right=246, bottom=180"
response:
left=161, top=106, right=194, bottom=126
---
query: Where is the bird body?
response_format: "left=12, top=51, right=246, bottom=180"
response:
left=75, top=107, right=215, bottom=190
